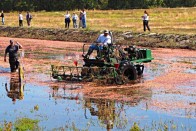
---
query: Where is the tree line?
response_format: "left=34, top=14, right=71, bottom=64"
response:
left=0, top=0, right=195, bottom=11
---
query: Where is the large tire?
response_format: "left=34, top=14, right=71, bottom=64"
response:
left=119, top=62, right=137, bottom=80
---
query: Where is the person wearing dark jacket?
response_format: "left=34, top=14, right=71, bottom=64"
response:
left=1, top=10, right=4, bottom=25
left=26, top=11, right=32, bottom=26
left=4, top=40, right=23, bottom=72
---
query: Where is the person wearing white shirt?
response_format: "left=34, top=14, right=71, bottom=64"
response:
left=83, top=30, right=112, bottom=59
left=142, top=10, right=150, bottom=32
left=72, top=12, right=78, bottom=28
left=19, top=12, right=23, bottom=27
left=65, top=11, right=71, bottom=28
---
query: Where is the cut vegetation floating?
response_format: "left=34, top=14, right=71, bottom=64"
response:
left=0, top=37, right=195, bottom=130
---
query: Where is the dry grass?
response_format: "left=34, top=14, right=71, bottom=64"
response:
left=3, top=7, right=196, bottom=34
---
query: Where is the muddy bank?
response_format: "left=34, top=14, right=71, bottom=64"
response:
left=0, top=26, right=195, bottom=50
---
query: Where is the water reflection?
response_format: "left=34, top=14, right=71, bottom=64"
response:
left=49, top=84, right=152, bottom=130
left=5, top=74, right=25, bottom=103
left=49, top=84, right=82, bottom=104
left=85, top=99, right=116, bottom=130
left=84, top=92, right=151, bottom=131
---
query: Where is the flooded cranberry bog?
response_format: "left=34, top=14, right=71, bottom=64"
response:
left=0, top=37, right=195, bottom=130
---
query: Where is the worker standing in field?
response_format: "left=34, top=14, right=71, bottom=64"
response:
left=72, top=12, right=78, bottom=28
left=65, top=11, right=71, bottom=28
left=1, top=10, right=5, bottom=25
left=4, top=40, right=23, bottom=72
left=19, top=12, right=23, bottom=27
left=79, top=11, right=83, bottom=28
left=81, top=9, right=87, bottom=28
left=142, top=10, right=150, bottom=32
left=26, top=11, right=32, bottom=26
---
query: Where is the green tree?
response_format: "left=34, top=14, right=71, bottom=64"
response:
left=0, top=0, right=13, bottom=11
left=0, top=0, right=195, bottom=11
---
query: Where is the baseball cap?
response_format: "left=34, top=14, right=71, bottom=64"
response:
left=104, top=30, right=109, bottom=34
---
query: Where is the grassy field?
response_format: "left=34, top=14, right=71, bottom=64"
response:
left=3, top=7, right=196, bottom=34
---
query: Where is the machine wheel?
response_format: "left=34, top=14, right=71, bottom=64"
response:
left=119, top=62, right=137, bottom=80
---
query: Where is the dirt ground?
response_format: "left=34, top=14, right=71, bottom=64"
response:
left=0, top=37, right=195, bottom=116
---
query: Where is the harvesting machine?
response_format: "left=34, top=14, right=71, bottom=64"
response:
left=51, top=32, right=154, bottom=84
